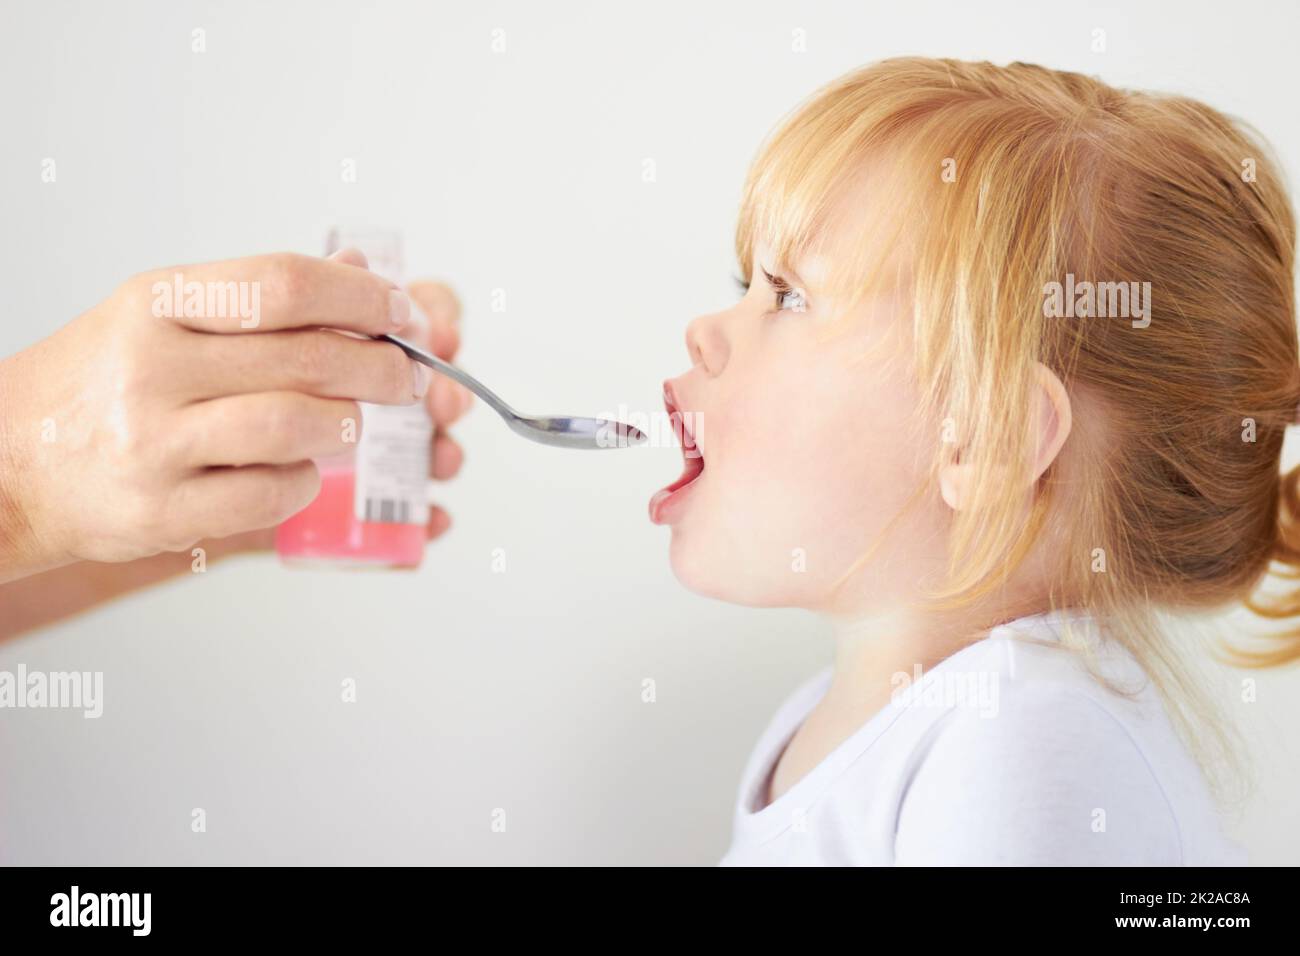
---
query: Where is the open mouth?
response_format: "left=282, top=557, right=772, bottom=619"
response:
left=649, top=381, right=705, bottom=525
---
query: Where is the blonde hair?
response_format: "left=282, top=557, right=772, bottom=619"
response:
left=736, top=58, right=1298, bottom=802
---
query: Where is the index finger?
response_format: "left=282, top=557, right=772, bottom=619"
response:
left=144, top=252, right=410, bottom=335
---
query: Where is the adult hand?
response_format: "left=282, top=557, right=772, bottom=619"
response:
left=0, top=251, right=468, bottom=583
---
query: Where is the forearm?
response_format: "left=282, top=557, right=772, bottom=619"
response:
left=0, top=341, right=73, bottom=583
left=0, top=487, right=52, bottom=586
left=0, top=530, right=272, bottom=642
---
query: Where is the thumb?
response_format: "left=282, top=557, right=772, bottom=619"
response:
left=407, top=281, right=462, bottom=360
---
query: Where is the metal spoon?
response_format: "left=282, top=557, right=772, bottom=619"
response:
left=380, top=333, right=647, bottom=450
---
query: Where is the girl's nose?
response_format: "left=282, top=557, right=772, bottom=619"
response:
left=685, top=309, right=731, bottom=377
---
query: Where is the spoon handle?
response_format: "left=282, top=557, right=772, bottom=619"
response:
left=378, top=333, right=516, bottom=422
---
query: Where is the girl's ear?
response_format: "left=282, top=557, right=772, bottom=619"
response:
left=939, top=362, right=1073, bottom=511
left=1028, top=361, right=1073, bottom=484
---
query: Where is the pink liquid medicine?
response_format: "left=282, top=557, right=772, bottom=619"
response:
left=275, top=459, right=426, bottom=568
left=275, top=228, right=431, bottom=569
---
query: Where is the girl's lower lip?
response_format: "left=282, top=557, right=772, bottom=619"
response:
left=649, top=458, right=704, bottom=525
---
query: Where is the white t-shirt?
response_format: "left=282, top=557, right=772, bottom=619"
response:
left=720, top=608, right=1248, bottom=866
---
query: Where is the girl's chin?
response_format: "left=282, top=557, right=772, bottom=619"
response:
left=667, top=535, right=804, bottom=608
left=667, top=534, right=732, bottom=600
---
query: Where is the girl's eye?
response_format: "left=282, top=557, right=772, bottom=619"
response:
left=733, top=273, right=751, bottom=295
left=776, top=287, right=807, bottom=313
left=761, top=266, right=808, bottom=314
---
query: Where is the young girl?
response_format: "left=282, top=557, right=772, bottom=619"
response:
left=650, top=58, right=1297, bottom=865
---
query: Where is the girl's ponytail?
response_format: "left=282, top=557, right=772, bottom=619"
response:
left=1239, top=415, right=1300, bottom=667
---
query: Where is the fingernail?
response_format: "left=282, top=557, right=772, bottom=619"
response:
left=459, top=385, right=474, bottom=415
left=404, top=302, right=429, bottom=334
left=328, top=247, right=369, bottom=267
left=414, top=362, right=433, bottom=399
left=389, top=289, right=411, bottom=329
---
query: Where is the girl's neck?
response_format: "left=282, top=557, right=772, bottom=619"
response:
left=821, top=600, right=1047, bottom=711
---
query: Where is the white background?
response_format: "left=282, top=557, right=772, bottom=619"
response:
left=1, top=0, right=1297, bottom=864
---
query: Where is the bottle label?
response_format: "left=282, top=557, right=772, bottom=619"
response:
left=353, top=401, right=433, bottom=525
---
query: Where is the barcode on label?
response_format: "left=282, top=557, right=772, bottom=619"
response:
left=363, top=498, right=413, bottom=524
